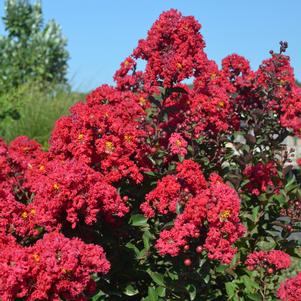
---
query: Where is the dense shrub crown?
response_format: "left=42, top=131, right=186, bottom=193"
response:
left=0, top=9, right=301, bottom=301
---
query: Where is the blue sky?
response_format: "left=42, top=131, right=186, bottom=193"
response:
left=0, top=0, right=300, bottom=91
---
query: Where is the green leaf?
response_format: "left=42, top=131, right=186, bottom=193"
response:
left=241, top=275, right=259, bottom=293
left=257, top=237, right=276, bottom=250
left=147, top=269, right=165, bottom=286
left=143, top=230, right=153, bottom=250
left=124, top=284, right=139, bottom=296
left=204, top=274, right=210, bottom=284
left=285, top=175, right=298, bottom=193
left=186, top=284, right=197, bottom=300
left=129, top=214, right=148, bottom=227
left=91, top=290, right=107, bottom=301
left=178, top=155, right=184, bottom=162
left=125, top=242, right=141, bottom=257
left=167, top=271, right=179, bottom=280
left=247, top=293, right=262, bottom=301
left=252, top=206, right=260, bottom=222
left=216, top=264, right=228, bottom=273
left=156, top=286, right=166, bottom=298
left=148, top=287, right=158, bottom=301
left=144, top=171, right=157, bottom=177
left=162, top=220, right=174, bottom=230
left=225, top=282, right=237, bottom=298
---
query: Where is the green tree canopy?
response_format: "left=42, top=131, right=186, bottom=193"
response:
left=0, top=0, right=69, bottom=94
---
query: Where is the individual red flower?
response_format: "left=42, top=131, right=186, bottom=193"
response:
left=168, top=132, right=188, bottom=157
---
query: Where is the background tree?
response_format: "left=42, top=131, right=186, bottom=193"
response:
left=0, top=0, right=69, bottom=93
left=0, top=0, right=69, bottom=123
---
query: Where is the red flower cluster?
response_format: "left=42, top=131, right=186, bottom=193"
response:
left=0, top=136, right=128, bottom=237
left=230, top=51, right=301, bottom=137
left=115, top=13, right=301, bottom=154
left=278, top=272, right=301, bottom=301
left=204, top=174, right=246, bottom=264
left=243, top=161, right=282, bottom=196
left=245, top=250, right=291, bottom=272
left=260, top=54, right=301, bottom=138
left=0, top=232, right=110, bottom=301
left=0, top=137, right=122, bottom=299
left=115, top=9, right=206, bottom=90
left=50, top=85, right=147, bottom=184
left=254, top=53, right=296, bottom=112
left=113, top=10, right=239, bottom=142
left=141, top=160, right=245, bottom=264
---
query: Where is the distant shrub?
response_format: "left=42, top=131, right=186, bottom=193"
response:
left=0, top=0, right=69, bottom=123
left=0, top=0, right=69, bottom=92
left=0, top=82, right=82, bottom=147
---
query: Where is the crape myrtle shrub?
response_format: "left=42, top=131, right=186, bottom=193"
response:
left=1, top=9, right=301, bottom=301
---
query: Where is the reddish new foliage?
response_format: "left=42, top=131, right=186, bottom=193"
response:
left=278, top=272, right=301, bottom=301
left=245, top=250, right=291, bottom=271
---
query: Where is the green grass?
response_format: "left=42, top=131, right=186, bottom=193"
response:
left=0, top=83, right=85, bottom=148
